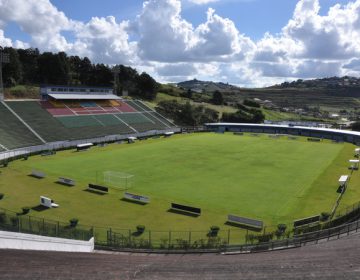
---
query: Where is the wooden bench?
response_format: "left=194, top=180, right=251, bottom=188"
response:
left=227, top=214, right=263, bottom=230
left=57, top=177, right=75, bottom=186
left=31, top=170, right=46, bottom=179
left=171, top=203, right=201, bottom=216
left=124, top=192, right=150, bottom=204
left=293, top=215, right=320, bottom=228
left=88, top=183, right=108, bottom=193
left=307, top=138, right=321, bottom=142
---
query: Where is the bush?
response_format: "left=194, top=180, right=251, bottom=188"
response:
left=0, top=211, right=6, bottom=223
left=277, top=224, right=287, bottom=233
left=0, top=193, right=4, bottom=200
left=243, top=99, right=261, bottom=108
left=22, top=207, right=30, bottom=215
left=209, top=225, right=220, bottom=236
left=10, top=216, right=18, bottom=227
left=257, top=233, right=274, bottom=243
left=320, top=212, right=331, bottom=222
left=275, top=224, right=287, bottom=239
left=136, top=225, right=145, bottom=233
left=69, top=218, right=79, bottom=227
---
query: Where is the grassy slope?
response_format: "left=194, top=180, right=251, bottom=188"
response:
left=1, top=133, right=356, bottom=236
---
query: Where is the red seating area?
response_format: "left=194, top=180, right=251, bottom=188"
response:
left=47, top=108, right=75, bottom=116
left=116, top=101, right=137, bottom=113
left=41, top=100, right=138, bottom=117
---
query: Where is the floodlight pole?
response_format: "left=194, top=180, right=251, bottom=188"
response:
left=0, top=51, right=10, bottom=102
left=112, top=66, right=120, bottom=96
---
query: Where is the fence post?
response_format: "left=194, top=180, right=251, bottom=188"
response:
left=227, top=229, right=230, bottom=245
left=28, top=215, right=31, bottom=233
left=169, top=231, right=171, bottom=249
left=149, top=230, right=151, bottom=247
left=188, top=231, right=191, bottom=246
left=129, top=230, right=132, bottom=247
left=108, top=228, right=112, bottom=246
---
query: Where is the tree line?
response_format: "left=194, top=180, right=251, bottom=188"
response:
left=1, top=47, right=158, bottom=100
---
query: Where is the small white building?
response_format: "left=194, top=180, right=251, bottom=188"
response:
left=349, top=159, right=360, bottom=170
left=40, top=196, right=59, bottom=208
left=338, top=175, right=349, bottom=187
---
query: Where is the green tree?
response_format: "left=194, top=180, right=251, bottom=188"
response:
left=352, top=121, right=360, bottom=132
left=211, top=90, right=223, bottom=105
left=2, top=47, right=22, bottom=86
left=17, top=48, right=40, bottom=84
left=136, top=72, right=158, bottom=100
left=186, top=89, right=193, bottom=99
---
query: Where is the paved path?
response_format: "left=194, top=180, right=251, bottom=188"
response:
left=1, top=234, right=360, bottom=279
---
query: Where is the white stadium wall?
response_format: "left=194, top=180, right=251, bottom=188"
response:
left=0, top=230, right=94, bottom=252
left=205, top=123, right=360, bottom=144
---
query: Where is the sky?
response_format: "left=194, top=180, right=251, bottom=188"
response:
left=0, top=0, right=360, bottom=87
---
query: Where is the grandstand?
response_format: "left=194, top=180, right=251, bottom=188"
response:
left=0, top=86, right=177, bottom=149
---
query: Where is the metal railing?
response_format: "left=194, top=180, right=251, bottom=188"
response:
left=0, top=207, right=93, bottom=241
left=0, top=128, right=181, bottom=163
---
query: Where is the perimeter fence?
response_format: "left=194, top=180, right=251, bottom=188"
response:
left=0, top=128, right=181, bottom=165
left=0, top=207, right=93, bottom=241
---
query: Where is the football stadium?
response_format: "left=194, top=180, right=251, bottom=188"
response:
left=1, top=85, right=360, bottom=253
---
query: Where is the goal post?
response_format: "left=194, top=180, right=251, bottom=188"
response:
left=100, top=171, right=134, bottom=190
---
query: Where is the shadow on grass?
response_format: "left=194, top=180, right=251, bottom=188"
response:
left=27, top=174, right=45, bottom=179
left=224, top=221, right=262, bottom=232
left=55, top=181, right=75, bottom=187
left=120, top=198, right=147, bottom=206
left=167, top=208, right=200, bottom=218
left=83, top=189, right=107, bottom=196
left=131, top=231, right=144, bottom=237
left=31, top=205, right=49, bottom=212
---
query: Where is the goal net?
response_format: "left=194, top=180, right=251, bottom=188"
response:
left=101, top=171, right=134, bottom=190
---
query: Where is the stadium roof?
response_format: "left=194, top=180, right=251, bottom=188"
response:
left=205, top=123, right=360, bottom=137
left=48, top=93, right=121, bottom=100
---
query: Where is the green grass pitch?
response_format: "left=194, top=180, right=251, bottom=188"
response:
left=1, top=133, right=359, bottom=235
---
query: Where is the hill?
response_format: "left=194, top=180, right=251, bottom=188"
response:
left=272, top=76, right=360, bottom=90
left=176, top=79, right=239, bottom=93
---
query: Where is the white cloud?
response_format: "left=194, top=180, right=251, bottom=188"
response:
left=1, top=0, right=360, bottom=87
left=157, top=63, right=197, bottom=77
left=136, top=0, right=254, bottom=64
left=187, top=0, right=219, bottom=4
left=74, top=16, right=137, bottom=65
left=0, top=29, right=13, bottom=47
left=0, top=0, right=76, bottom=51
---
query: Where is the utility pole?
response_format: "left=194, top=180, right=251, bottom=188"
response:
left=112, top=66, right=120, bottom=96
left=0, top=51, right=10, bottom=101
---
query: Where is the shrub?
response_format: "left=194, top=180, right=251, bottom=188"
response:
left=0, top=211, right=6, bottom=223
left=257, top=233, right=273, bottom=243
left=69, top=218, right=79, bottom=227
left=243, top=99, right=261, bottom=108
left=320, top=212, right=331, bottom=222
left=22, top=207, right=30, bottom=215
left=10, top=216, right=18, bottom=227
left=275, top=224, right=287, bottom=239
left=136, top=225, right=145, bottom=233
left=209, top=226, right=220, bottom=236
left=0, top=193, right=4, bottom=200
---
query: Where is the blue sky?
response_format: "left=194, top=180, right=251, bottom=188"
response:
left=0, top=0, right=359, bottom=87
